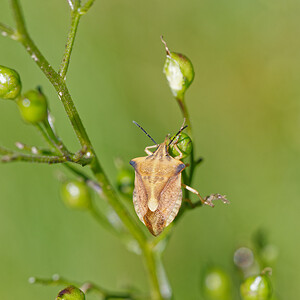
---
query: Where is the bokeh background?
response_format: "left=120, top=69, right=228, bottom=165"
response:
left=0, top=0, right=299, bottom=299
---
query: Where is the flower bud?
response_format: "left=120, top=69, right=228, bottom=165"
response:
left=168, top=132, right=192, bottom=159
left=163, top=52, right=194, bottom=98
left=17, top=89, right=48, bottom=123
left=56, top=286, right=85, bottom=300
left=200, top=266, right=232, bottom=300
left=240, top=275, right=272, bottom=300
left=0, top=65, right=22, bottom=100
left=61, top=180, right=91, bottom=210
left=117, top=168, right=135, bottom=197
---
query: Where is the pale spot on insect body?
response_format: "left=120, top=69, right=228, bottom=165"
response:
left=148, top=197, right=159, bottom=212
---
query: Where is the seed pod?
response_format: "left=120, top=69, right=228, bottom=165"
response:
left=0, top=65, right=22, bottom=100
left=240, top=275, right=272, bottom=300
left=61, top=180, right=91, bottom=210
left=17, top=89, right=48, bottom=123
left=116, top=167, right=135, bottom=197
left=168, top=132, right=192, bottom=159
left=56, top=286, right=85, bottom=300
left=163, top=51, right=194, bottom=98
left=200, top=266, right=232, bottom=300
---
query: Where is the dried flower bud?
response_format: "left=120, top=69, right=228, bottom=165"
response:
left=61, top=180, right=91, bottom=210
left=56, top=286, right=85, bottom=300
left=240, top=275, right=272, bottom=300
left=0, top=65, right=22, bottom=100
left=17, top=89, right=48, bottom=123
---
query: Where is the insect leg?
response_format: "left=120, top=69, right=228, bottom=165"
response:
left=173, top=143, right=183, bottom=160
left=145, top=145, right=158, bottom=155
left=181, top=183, right=215, bottom=207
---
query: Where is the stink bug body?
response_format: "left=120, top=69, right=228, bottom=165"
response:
left=130, top=122, right=225, bottom=236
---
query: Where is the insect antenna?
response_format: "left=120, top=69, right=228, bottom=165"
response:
left=133, top=121, right=158, bottom=145
left=168, top=124, right=188, bottom=147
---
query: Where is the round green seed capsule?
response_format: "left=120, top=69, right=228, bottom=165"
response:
left=17, top=89, right=48, bottom=123
left=61, top=180, right=91, bottom=210
left=168, top=132, right=192, bottom=159
left=201, top=267, right=231, bottom=300
left=163, top=52, right=194, bottom=98
left=117, top=168, right=135, bottom=197
left=0, top=65, right=22, bottom=100
left=56, top=286, right=85, bottom=300
left=240, top=275, right=272, bottom=300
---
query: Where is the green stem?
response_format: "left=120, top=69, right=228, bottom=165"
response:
left=35, top=123, right=58, bottom=151
left=59, top=12, right=81, bottom=79
left=0, top=145, right=91, bottom=165
left=0, top=22, right=18, bottom=40
left=30, top=276, right=135, bottom=299
left=79, top=0, right=97, bottom=14
left=43, top=117, right=70, bottom=155
left=176, top=96, right=192, bottom=138
left=143, top=245, right=164, bottom=300
left=0, top=147, right=66, bottom=164
left=66, top=0, right=75, bottom=10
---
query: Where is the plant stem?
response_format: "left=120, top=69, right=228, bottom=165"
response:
left=176, top=96, right=192, bottom=138
left=59, top=11, right=81, bottom=79
left=66, top=0, right=75, bottom=11
left=30, top=275, right=135, bottom=299
left=79, top=0, right=97, bottom=14
left=43, top=116, right=70, bottom=156
left=143, top=244, right=164, bottom=300
left=0, top=22, right=18, bottom=39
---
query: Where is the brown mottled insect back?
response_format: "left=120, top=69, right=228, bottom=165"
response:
left=130, top=122, right=227, bottom=236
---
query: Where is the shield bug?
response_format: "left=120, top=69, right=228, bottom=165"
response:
left=130, top=121, right=228, bottom=236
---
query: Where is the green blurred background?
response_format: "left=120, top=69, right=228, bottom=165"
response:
left=0, top=0, right=299, bottom=299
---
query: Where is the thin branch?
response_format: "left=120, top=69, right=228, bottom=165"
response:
left=0, top=22, right=19, bottom=40
left=42, top=115, right=71, bottom=156
left=10, top=0, right=28, bottom=38
left=59, top=12, right=81, bottom=79
left=79, top=0, right=97, bottom=14
left=66, top=0, right=74, bottom=11
left=0, top=146, right=92, bottom=165
left=29, top=275, right=136, bottom=299
left=15, top=142, right=54, bottom=155
left=0, top=147, right=69, bottom=164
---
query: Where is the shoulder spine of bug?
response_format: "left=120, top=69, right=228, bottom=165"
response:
left=130, top=122, right=209, bottom=236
